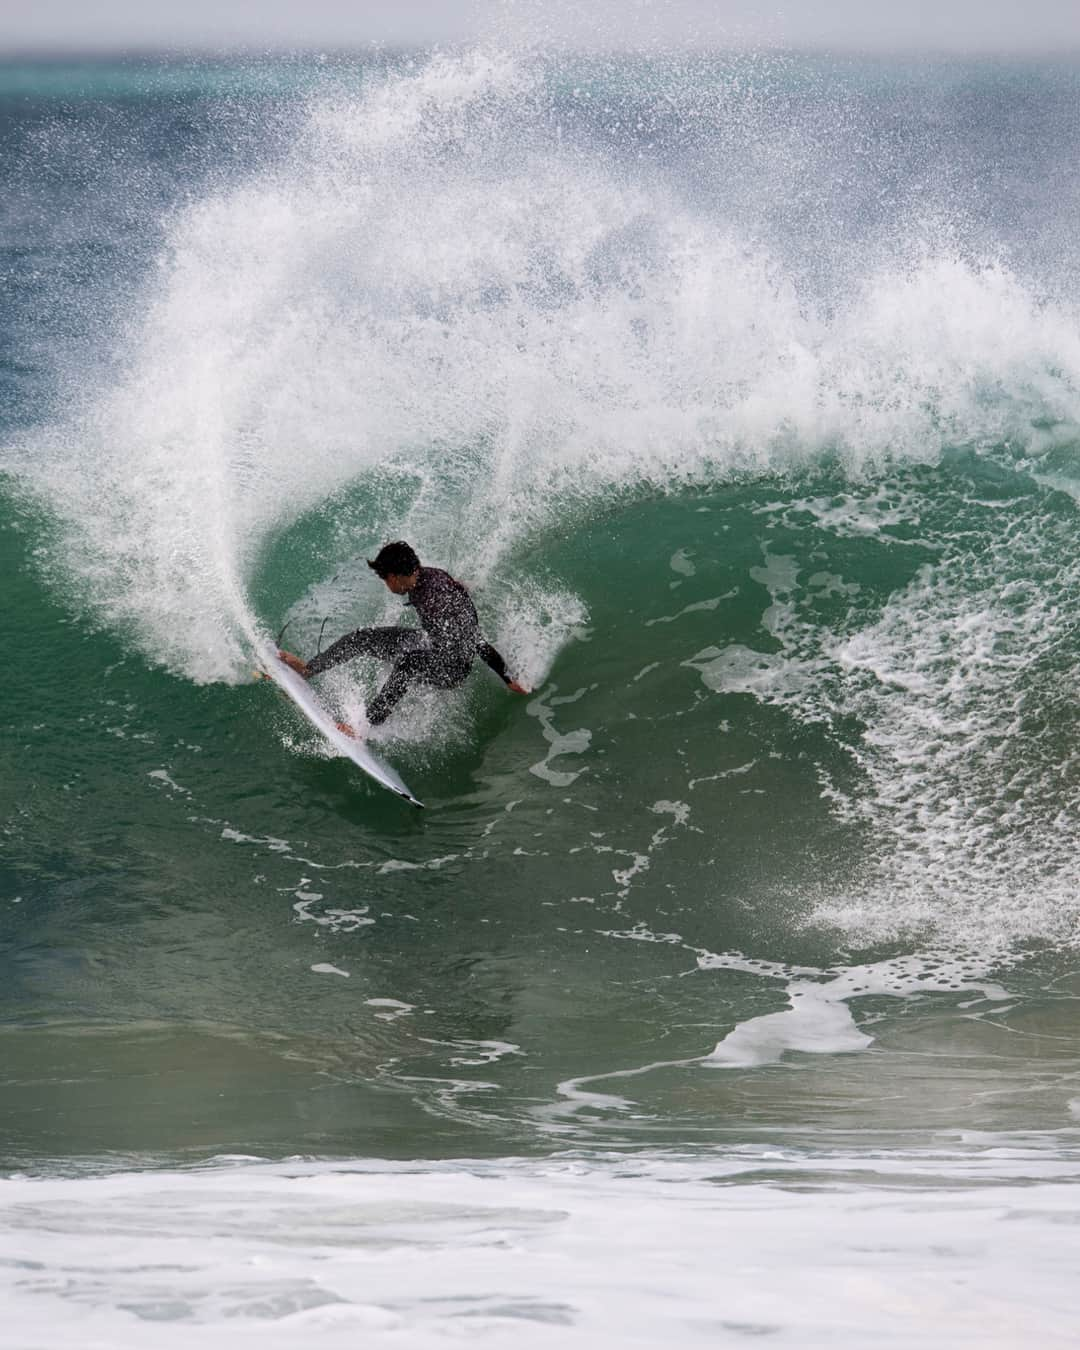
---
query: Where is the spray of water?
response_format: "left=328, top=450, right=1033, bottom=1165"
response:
left=11, top=47, right=1080, bottom=687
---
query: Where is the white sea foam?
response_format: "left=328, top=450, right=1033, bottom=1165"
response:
left=699, top=950, right=1010, bottom=1068
left=1, top=1150, right=1078, bottom=1349
left=527, top=685, right=593, bottom=787
left=684, top=488, right=1080, bottom=945
left=554, top=938, right=1014, bottom=1102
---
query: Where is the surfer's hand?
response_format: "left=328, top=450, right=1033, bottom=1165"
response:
left=507, top=680, right=530, bottom=695
left=278, top=650, right=311, bottom=679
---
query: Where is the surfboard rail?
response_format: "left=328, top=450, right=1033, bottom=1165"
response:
left=255, top=645, right=424, bottom=808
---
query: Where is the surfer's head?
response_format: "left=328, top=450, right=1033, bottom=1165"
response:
left=368, top=541, right=421, bottom=594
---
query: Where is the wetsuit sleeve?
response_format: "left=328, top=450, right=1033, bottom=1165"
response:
left=477, top=640, right=513, bottom=685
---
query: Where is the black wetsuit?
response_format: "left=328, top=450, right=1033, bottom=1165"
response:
left=306, top=567, right=512, bottom=725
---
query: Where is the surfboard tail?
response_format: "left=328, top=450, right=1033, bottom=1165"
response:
left=255, top=645, right=424, bottom=808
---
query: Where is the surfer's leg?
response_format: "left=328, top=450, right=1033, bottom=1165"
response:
left=367, top=650, right=473, bottom=725
left=367, top=650, right=443, bottom=725
left=357, top=627, right=424, bottom=661
left=307, top=627, right=420, bottom=677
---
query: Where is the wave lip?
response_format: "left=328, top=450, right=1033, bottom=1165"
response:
left=9, top=48, right=1080, bottom=687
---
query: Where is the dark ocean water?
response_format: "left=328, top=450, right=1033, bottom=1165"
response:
left=2, top=49, right=1080, bottom=1348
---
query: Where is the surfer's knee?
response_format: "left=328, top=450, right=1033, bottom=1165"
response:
left=367, top=700, right=391, bottom=726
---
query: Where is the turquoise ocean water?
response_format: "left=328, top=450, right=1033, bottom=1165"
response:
left=2, top=48, right=1080, bottom=1347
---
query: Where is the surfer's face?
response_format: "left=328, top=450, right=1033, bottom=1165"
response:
left=384, top=570, right=419, bottom=595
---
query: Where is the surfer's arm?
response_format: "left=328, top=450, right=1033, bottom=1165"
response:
left=478, top=641, right=529, bottom=695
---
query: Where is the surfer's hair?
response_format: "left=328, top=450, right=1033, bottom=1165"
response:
left=368, top=541, right=420, bottom=578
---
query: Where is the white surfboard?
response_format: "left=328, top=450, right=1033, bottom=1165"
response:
left=256, top=646, right=423, bottom=809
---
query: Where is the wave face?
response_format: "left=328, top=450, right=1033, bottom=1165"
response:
left=4, top=50, right=1080, bottom=1191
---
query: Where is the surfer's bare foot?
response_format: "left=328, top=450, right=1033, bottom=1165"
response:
left=335, top=720, right=360, bottom=740
left=278, top=650, right=311, bottom=678
left=507, top=680, right=530, bottom=695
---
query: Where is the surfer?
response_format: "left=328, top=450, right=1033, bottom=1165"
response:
left=278, top=541, right=528, bottom=727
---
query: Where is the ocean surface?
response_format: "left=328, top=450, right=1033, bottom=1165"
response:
left=2, top=46, right=1080, bottom=1347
